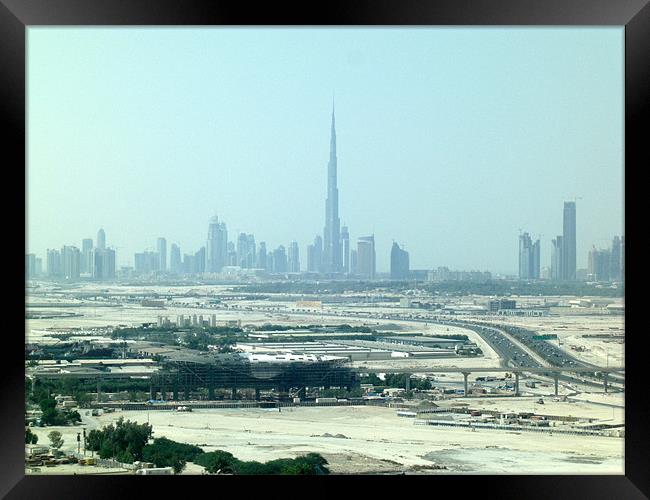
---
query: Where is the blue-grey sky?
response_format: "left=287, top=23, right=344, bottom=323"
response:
left=27, top=27, right=624, bottom=274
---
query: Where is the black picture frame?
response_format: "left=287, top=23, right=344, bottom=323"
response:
left=3, top=1, right=647, bottom=498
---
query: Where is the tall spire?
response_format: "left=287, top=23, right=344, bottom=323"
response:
left=323, top=99, right=341, bottom=273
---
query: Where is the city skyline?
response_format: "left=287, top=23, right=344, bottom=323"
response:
left=27, top=28, right=624, bottom=273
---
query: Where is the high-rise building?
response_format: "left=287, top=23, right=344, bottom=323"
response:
left=92, top=247, right=115, bottom=280
left=227, top=240, right=237, bottom=267
left=341, top=225, right=350, bottom=273
left=307, top=244, right=316, bottom=272
left=390, top=242, right=410, bottom=280
left=103, top=248, right=116, bottom=280
left=350, top=249, right=358, bottom=275
left=170, top=244, right=181, bottom=274
left=157, top=237, right=167, bottom=272
left=257, top=242, right=267, bottom=270
left=134, top=251, right=158, bottom=274
left=206, top=216, right=228, bottom=272
left=195, top=246, right=206, bottom=274
left=551, top=236, right=564, bottom=281
left=313, top=235, right=323, bottom=272
left=518, top=233, right=541, bottom=279
left=81, top=238, right=93, bottom=274
left=237, top=233, right=249, bottom=268
left=588, top=246, right=611, bottom=282
left=97, top=228, right=106, bottom=250
left=46, top=249, right=61, bottom=278
left=35, top=257, right=42, bottom=277
left=620, top=236, right=625, bottom=283
left=246, top=234, right=256, bottom=269
left=519, top=233, right=532, bottom=279
left=610, top=236, right=622, bottom=282
left=272, top=246, right=287, bottom=273
left=562, top=201, right=576, bottom=280
left=323, top=103, right=342, bottom=273
left=25, top=254, right=36, bottom=279
left=532, top=239, right=541, bottom=279
left=288, top=241, right=300, bottom=273
left=61, top=246, right=81, bottom=280
left=357, top=235, right=376, bottom=280
left=183, top=253, right=196, bottom=274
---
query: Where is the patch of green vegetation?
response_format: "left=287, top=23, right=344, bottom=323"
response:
left=195, top=451, right=329, bottom=475
left=86, top=418, right=153, bottom=463
left=141, top=437, right=204, bottom=473
left=38, top=398, right=81, bottom=426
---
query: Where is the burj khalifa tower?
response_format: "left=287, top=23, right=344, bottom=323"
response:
left=323, top=102, right=341, bottom=273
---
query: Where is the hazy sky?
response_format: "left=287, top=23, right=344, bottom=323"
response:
left=27, top=27, right=624, bottom=274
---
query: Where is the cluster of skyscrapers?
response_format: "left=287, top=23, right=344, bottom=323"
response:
left=34, top=104, right=625, bottom=284
left=26, top=228, right=116, bottom=281
left=519, top=201, right=624, bottom=283
left=588, top=236, right=624, bottom=282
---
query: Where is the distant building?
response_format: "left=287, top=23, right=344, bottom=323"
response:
left=97, top=228, right=106, bottom=250
left=157, top=237, right=167, bottom=272
left=323, top=103, right=342, bottom=273
left=427, top=267, right=492, bottom=282
left=357, top=235, right=376, bottom=280
left=390, top=242, right=410, bottom=280
left=61, top=245, right=81, bottom=280
left=195, top=246, right=206, bottom=274
left=46, top=249, right=61, bottom=278
left=341, top=226, right=350, bottom=273
left=257, top=242, right=267, bottom=270
left=272, top=245, right=287, bottom=273
left=92, top=247, right=115, bottom=280
left=288, top=241, right=300, bottom=272
left=588, top=246, right=611, bottom=282
left=551, top=235, right=564, bottom=281
left=183, top=253, right=196, bottom=274
left=518, top=232, right=540, bottom=279
left=620, top=236, right=625, bottom=283
left=206, top=216, right=228, bottom=273
left=488, top=299, right=517, bottom=313
left=134, top=251, right=159, bottom=274
left=81, top=238, right=93, bottom=274
left=609, top=236, right=622, bottom=282
left=314, top=235, right=323, bottom=272
left=25, top=254, right=36, bottom=279
left=350, top=249, right=358, bottom=275
left=170, top=244, right=181, bottom=274
left=562, top=201, right=576, bottom=280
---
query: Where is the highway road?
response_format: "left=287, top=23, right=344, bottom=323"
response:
left=228, top=304, right=624, bottom=392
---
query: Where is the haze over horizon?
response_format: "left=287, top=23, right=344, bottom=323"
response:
left=27, top=27, right=624, bottom=274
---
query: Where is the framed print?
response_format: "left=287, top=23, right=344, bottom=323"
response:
left=2, top=0, right=648, bottom=497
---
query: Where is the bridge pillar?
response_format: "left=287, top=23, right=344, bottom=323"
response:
left=603, top=372, right=609, bottom=393
left=514, top=373, right=520, bottom=397
left=150, top=381, right=154, bottom=400
left=184, top=385, right=190, bottom=400
left=554, top=375, right=559, bottom=396
left=172, top=382, right=179, bottom=401
left=96, top=378, right=101, bottom=403
left=462, top=372, right=470, bottom=396
left=405, top=376, right=411, bottom=391
left=161, top=386, right=166, bottom=401
left=255, top=388, right=261, bottom=401
left=231, top=387, right=237, bottom=400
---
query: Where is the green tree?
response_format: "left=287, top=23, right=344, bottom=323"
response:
left=25, top=428, right=38, bottom=444
left=47, top=430, right=64, bottom=450
left=195, top=450, right=237, bottom=474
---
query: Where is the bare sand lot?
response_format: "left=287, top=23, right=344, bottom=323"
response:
left=80, top=405, right=624, bottom=474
